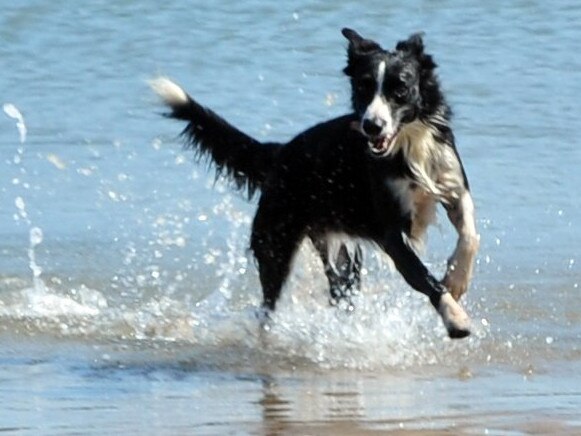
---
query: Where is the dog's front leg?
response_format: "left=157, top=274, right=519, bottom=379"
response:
left=381, top=230, right=471, bottom=338
left=443, top=191, right=480, bottom=300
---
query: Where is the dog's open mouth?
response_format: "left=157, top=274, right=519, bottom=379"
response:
left=369, top=130, right=399, bottom=155
left=349, top=121, right=400, bottom=155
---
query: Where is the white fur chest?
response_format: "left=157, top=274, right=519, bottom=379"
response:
left=386, top=178, right=419, bottom=216
left=388, top=121, right=465, bottom=203
left=386, top=177, right=437, bottom=245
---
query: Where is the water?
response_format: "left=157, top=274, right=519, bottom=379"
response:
left=1, top=1, right=580, bottom=434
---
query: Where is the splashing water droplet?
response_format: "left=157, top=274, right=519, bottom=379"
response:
left=27, top=227, right=45, bottom=282
left=3, top=103, right=27, bottom=143
left=15, top=196, right=25, bottom=211
left=30, top=227, right=43, bottom=247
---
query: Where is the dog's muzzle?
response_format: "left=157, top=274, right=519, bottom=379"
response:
left=352, top=119, right=399, bottom=155
left=368, top=130, right=399, bottom=154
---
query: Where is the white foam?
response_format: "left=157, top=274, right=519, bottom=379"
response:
left=1, top=286, right=105, bottom=318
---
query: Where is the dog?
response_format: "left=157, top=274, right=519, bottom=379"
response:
left=150, top=28, right=479, bottom=339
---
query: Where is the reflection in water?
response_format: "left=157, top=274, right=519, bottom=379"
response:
left=260, top=378, right=292, bottom=436
left=0, top=338, right=579, bottom=434
left=259, top=376, right=367, bottom=435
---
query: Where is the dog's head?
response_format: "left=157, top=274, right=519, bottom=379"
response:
left=342, top=28, right=438, bottom=156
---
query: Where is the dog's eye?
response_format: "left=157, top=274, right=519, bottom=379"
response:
left=393, top=86, right=409, bottom=103
left=355, top=77, right=375, bottom=93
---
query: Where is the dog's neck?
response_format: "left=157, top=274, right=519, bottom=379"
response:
left=391, top=120, right=464, bottom=203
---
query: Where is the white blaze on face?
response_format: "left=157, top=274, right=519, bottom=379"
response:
left=362, top=61, right=397, bottom=137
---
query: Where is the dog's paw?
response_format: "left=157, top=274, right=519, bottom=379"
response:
left=438, top=293, right=471, bottom=339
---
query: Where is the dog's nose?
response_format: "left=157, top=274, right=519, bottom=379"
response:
left=362, top=119, right=383, bottom=137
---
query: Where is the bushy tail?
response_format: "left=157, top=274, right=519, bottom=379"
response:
left=150, top=77, right=280, bottom=198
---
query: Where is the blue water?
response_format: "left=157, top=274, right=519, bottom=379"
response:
left=1, top=1, right=580, bottom=433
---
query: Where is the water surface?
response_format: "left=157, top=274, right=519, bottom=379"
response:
left=1, top=1, right=580, bottom=434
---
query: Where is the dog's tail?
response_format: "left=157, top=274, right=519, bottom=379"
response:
left=150, top=77, right=280, bottom=197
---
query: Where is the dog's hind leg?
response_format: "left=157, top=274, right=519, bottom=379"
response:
left=250, top=206, right=305, bottom=313
left=380, top=230, right=471, bottom=339
left=312, top=237, right=362, bottom=308
left=252, top=235, right=299, bottom=313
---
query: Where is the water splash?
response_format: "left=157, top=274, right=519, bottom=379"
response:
left=28, top=227, right=44, bottom=288
left=14, top=196, right=29, bottom=223
left=1, top=102, right=97, bottom=321
left=4, top=105, right=46, bottom=289
left=3, top=103, right=27, bottom=144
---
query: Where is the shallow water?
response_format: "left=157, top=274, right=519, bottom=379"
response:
left=1, top=0, right=580, bottom=434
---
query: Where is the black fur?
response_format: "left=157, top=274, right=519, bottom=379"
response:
left=166, top=97, right=281, bottom=198
left=153, top=29, right=473, bottom=338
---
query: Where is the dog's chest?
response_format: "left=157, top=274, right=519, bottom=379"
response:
left=385, top=178, right=433, bottom=218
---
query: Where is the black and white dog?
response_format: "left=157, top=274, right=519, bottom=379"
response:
left=150, top=28, right=479, bottom=339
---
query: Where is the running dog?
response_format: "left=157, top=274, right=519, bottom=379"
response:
left=150, top=28, right=479, bottom=338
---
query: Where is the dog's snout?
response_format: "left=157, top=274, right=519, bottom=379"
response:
left=362, top=119, right=383, bottom=137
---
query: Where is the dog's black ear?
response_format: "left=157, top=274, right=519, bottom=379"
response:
left=396, top=32, right=437, bottom=71
left=342, top=28, right=381, bottom=76
left=396, top=32, right=425, bottom=56
left=342, top=28, right=361, bottom=42
left=342, top=28, right=381, bottom=53
left=342, top=28, right=365, bottom=46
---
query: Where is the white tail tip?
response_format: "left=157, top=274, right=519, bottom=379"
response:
left=149, top=77, right=189, bottom=106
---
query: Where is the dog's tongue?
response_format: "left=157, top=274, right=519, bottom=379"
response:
left=349, top=121, right=398, bottom=154
left=372, top=133, right=397, bottom=153
left=372, top=137, right=386, bottom=151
